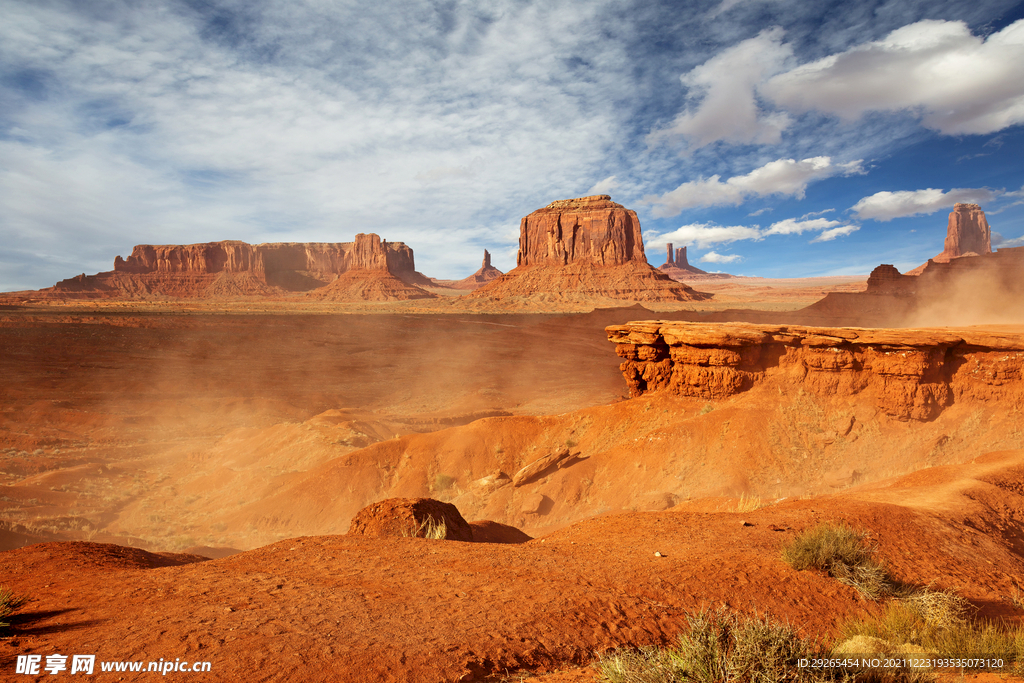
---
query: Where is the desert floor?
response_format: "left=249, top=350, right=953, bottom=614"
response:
left=3, top=275, right=1024, bottom=682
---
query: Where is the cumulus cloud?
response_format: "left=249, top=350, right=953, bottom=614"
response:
left=587, top=175, right=620, bottom=195
left=647, top=223, right=763, bottom=250
left=811, top=225, right=859, bottom=242
left=764, top=217, right=846, bottom=236
left=763, top=19, right=1024, bottom=135
left=645, top=156, right=863, bottom=217
left=851, top=187, right=1001, bottom=221
left=0, top=0, right=637, bottom=287
left=649, top=28, right=793, bottom=150
left=993, top=232, right=1024, bottom=247
left=700, top=251, right=743, bottom=263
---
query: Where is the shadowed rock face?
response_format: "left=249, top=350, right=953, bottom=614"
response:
left=937, top=203, right=991, bottom=262
left=347, top=497, right=474, bottom=542
left=608, top=321, right=1024, bottom=421
left=516, top=195, right=646, bottom=267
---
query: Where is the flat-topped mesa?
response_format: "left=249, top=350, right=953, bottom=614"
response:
left=50, top=233, right=436, bottom=300
left=607, top=321, right=1024, bottom=421
left=468, top=196, right=712, bottom=304
left=113, top=234, right=414, bottom=278
left=516, top=195, right=646, bottom=267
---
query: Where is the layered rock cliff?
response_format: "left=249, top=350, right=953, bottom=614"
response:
left=607, top=321, right=1024, bottom=421
left=516, top=195, right=645, bottom=267
left=49, top=233, right=436, bottom=300
left=470, top=196, right=711, bottom=304
left=936, top=203, right=992, bottom=262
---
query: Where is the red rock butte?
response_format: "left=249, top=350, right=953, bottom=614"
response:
left=936, top=202, right=992, bottom=262
left=470, top=195, right=712, bottom=303
left=45, top=233, right=436, bottom=301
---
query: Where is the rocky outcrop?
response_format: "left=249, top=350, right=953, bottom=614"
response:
left=48, top=234, right=436, bottom=300
left=347, top=498, right=474, bottom=542
left=658, top=244, right=732, bottom=281
left=607, top=321, right=1024, bottom=421
left=469, top=196, right=712, bottom=304
left=936, top=203, right=991, bottom=262
left=516, top=195, right=645, bottom=267
left=434, top=250, right=505, bottom=290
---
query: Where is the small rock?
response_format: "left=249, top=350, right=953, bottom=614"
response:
left=654, top=551, right=663, bottom=557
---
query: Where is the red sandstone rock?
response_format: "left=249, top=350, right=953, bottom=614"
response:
left=469, top=196, right=712, bottom=303
left=608, top=321, right=1024, bottom=421
left=435, top=249, right=505, bottom=290
left=47, top=234, right=435, bottom=300
left=516, top=195, right=645, bottom=267
left=347, top=497, right=474, bottom=542
left=935, top=203, right=991, bottom=262
left=658, top=244, right=731, bottom=281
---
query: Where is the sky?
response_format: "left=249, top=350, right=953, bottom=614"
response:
left=2, top=0, right=1024, bottom=290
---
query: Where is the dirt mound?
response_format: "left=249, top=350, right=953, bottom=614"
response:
left=304, top=269, right=437, bottom=301
left=347, top=497, right=474, bottom=541
left=805, top=248, right=1024, bottom=326
left=4, top=451, right=1024, bottom=681
left=467, top=261, right=712, bottom=305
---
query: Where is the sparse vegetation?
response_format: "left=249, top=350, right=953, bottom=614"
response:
left=699, top=404, right=714, bottom=415
left=0, top=586, right=27, bottom=633
left=838, top=589, right=1024, bottom=666
left=401, top=515, right=447, bottom=540
left=598, top=607, right=823, bottom=683
left=734, top=494, right=765, bottom=513
left=782, top=523, right=895, bottom=599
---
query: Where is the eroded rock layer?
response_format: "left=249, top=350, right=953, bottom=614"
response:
left=516, top=195, right=645, bottom=267
left=47, top=233, right=435, bottom=300
left=470, top=196, right=712, bottom=303
left=607, top=321, right=1024, bottom=421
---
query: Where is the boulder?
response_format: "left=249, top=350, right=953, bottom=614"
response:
left=347, top=497, right=474, bottom=542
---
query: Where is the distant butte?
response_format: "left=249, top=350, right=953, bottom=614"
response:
left=469, top=195, right=712, bottom=304
left=658, top=243, right=732, bottom=281
left=431, top=249, right=504, bottom=290
left=44, top=233, right=437, bottom=301
left=906, top=202, right=992, bottom=275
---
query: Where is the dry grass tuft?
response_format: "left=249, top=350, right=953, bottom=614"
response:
left=782, top=523, right=896, bottom=599
left=0, top=586, right=27, bottom=632
left=401, top=515, right=448, bottom=540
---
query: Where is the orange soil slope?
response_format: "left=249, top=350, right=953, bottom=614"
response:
left=3, top=450, right=1024, bottom=682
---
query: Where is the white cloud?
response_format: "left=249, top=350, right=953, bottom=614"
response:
left=647, top=223, right=763, bottom=250
left=645, top=156, right=863, bottom=217
left=851, top=187, right=1000, bottom=221
left=992, top=232, right=1024, bottom=247
left=587, top=175, right=620, bottom=195
left=763, top=19, right=1024, bottom=135
left=649, top=28, right=794, bottom=150
left=700, top=250, right=743, bottom=263
left=764, top=217, right=844, bottom=236
left=0, top=0, right=638, bottom=286
left=811, top=225, right=859, bottom=242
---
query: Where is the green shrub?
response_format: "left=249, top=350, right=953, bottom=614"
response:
left=782, top=524, right=895, bottom=599
left=0, top=586, right=26, bottom=632
left=433, top=473, right=456, bottom=492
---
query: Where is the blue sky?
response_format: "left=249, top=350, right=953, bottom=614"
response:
left=2, top=0, right=1024, bottom=289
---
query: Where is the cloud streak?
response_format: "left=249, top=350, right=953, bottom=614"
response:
left=645, top=156, right=863, bottom=217
left=851, top=187, right=1001, bottom=221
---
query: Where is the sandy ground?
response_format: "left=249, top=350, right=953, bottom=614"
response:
left=2, top=279, right=1023, bottom=682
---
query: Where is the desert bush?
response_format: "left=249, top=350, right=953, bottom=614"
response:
left=782, top=524, right=895, bottom=599
left=598, top=607, right=823, bottom=683
left=0, top=586, right=27, bottom=632
left=838, top=589, right=1024, bottom=667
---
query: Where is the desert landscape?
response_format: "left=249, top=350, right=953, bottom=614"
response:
left=3, top=2, right=1024, bottom=681
left=0, top=191, right=1022, bottom=681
